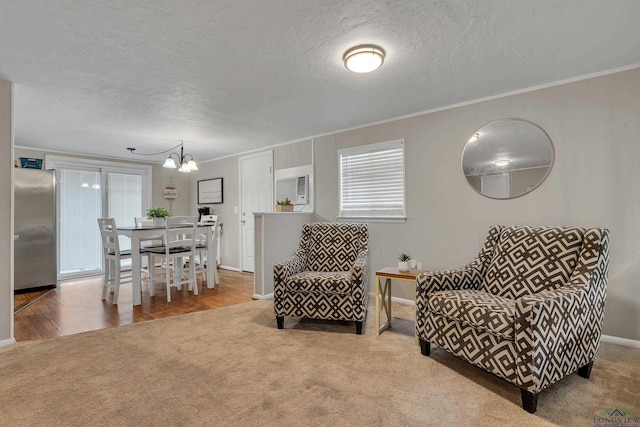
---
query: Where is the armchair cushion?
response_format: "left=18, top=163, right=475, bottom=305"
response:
left=285, top=271, right=354, bottom=295
left=274, top=222, right=369, bottom=329
left=482, top=226, right=585, bottom=299
left=416, top=225, right=609, bottom=413
left=306, top=223, right=363, bottom=271
left=428, top=290, right=516, bottom=340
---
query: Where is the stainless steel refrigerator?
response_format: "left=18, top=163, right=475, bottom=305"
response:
left=14, top=168, right=57, bottom=293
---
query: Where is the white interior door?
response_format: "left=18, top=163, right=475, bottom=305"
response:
left=240, top=152, right=273, bottom=272
left=481, top=173, right=510, bottom=198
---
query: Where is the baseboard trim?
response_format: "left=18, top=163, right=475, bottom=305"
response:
left=219, top=265, right=241, bottom=272
left=601, top=334, right=640, bottom=349
left=0, top=337, right=16, bottom=347
left=390, top=296, right=415, bottom=306
left=252, top=293, right=274, bottom=300
left=366, top=293, right=640, bottom=348
left=369, top=292, right=415, bottom=306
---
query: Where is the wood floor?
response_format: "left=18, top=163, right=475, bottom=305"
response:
left=13, top=269, right=256, bottom=342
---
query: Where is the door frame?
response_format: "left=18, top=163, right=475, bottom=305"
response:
left=238, top=150, right=273, bottom=272
left=45, top=155, right=152, bottom=279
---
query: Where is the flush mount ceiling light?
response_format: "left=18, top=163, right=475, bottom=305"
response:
left=343, top=45, right=385, bottom=73
left=127, top=141, right=198, bottom=173
left=468, top=133, right=480, bottom=143
left=494, top=159, right=510, bottom=167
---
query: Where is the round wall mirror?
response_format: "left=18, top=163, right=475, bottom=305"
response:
left=461, top=119, right=554, bottom=199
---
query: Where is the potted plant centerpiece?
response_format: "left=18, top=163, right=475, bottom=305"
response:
left=276, top=198, right=294, bottom=212
left=147, top=207, right=171, bottom=226
left=397, top=253, right=412, bottom=272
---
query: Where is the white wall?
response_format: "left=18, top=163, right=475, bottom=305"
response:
left=312, top=68, right=640, bottom=342
left=192, top=68, right=640, bottom=342
left=189, top=156, right=240, bottom=268
left=0, top=80, right=13, bottom=343
left=254, top=212, right=316, bottom=298
left=151, top=165, right=191, bottom=215
left=15, top=147, right=191, bottom=215
left=190, top=141, right=313, bottom=268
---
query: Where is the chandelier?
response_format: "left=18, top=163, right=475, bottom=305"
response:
left=126, top=141, right=198, bottom=173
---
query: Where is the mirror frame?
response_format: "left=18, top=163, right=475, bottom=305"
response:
left=461, top=118, right=555, bottom=200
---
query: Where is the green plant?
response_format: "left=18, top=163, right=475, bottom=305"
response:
left=146, top=207, right=171, bottom=219
left=397, top=253, right=411, bottom=262
left=277, top=198, right=292, bottom=206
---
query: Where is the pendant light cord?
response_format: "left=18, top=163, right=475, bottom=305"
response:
left=126, top=142, right=183, bottom=156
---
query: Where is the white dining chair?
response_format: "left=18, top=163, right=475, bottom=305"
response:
left=147, top=216, right=198, bottom=302
left=134, top=216, right=165, bottom=272
left=192, top=214, right=220, bottom=286
left=97, top=218, right=133, bottom=304
left=134, top=216, right=166, bottom=247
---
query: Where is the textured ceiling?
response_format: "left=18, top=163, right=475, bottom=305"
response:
left=1, top=0, right=640, bottom=163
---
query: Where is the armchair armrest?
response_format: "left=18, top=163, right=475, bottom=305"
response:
left=416, top=264, right=484, bottom=296
left=514, top=227, right=608, bottom=393
left=414, top=263, right=485, bottom=341
left=274, top=250, right=307, bottom=289
left=416, top=225, right=503, bottom=300
left=350, top=250, right=369, bottom=291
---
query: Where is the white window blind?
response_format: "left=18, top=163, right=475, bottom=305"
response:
left=46, top=155, right=152, bottom=279
left=338, top=139, right=406, bottom=219
left=59, top=168, right=102, bottom=275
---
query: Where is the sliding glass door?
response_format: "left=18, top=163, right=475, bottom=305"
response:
left=58, top=168, right=103, bottom=276
left=107, top=172, right=143, bottom=253
left=47, top=156, right=152, bottom=279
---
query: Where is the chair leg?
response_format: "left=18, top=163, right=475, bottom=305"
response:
left=577, top=361, right=594, bottom=378
left=355, top=321, right=363, bottom=335
left=419, top=339, right=431, bottom=356
left=102, top=258, right=110, bottom=300
left=176, top=257, right=184, bottom=291
left=203, top=262, right=208, bottom=283
left=521, top=389, right=539, bottom=414
left=149, top=254, right=156, bottom=297
left=276, top=316, right=284, bottom=329
left=166, top=262, right=172, bottom=302
left=201, top=250, right=208, bottom=283
left=190, top=259, right=198, bottom=295
left=112, top=262, right=121, bottom=305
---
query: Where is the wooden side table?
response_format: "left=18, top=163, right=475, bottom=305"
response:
left=375, top=267, right=425, bottom=342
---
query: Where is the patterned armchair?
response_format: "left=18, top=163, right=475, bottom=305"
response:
left=274, top=222, right=369, bottom=334
left=416, top=225, right=609, bottom=413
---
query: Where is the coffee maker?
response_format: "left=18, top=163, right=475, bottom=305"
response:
left=197, top=206, right=210, bottom=223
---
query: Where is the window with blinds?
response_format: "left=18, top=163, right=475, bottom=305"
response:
left=338, top=139, right=406, bottom=220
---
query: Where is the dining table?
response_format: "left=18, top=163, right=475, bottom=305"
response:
left=116, top=224, right=217, bottom=305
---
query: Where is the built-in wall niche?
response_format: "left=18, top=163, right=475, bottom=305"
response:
left=274, top=165, right=314, bottom=212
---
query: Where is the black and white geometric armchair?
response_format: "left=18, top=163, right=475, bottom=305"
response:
left=274, top=222, right=369, bottom=334
left=416, top=225, right=609, bottom=413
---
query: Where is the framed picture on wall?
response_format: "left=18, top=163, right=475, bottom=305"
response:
left=197, top=177, right=223, bottom=204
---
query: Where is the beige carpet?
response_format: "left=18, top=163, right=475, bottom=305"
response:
left=1, top=300, right=638, bottom=426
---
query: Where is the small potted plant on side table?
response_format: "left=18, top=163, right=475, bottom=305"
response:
left=276, top=198, right=294, bottom=212
left=146, top=207, right=171, bottom=226
left=397, top=253, right=411, bottom=272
